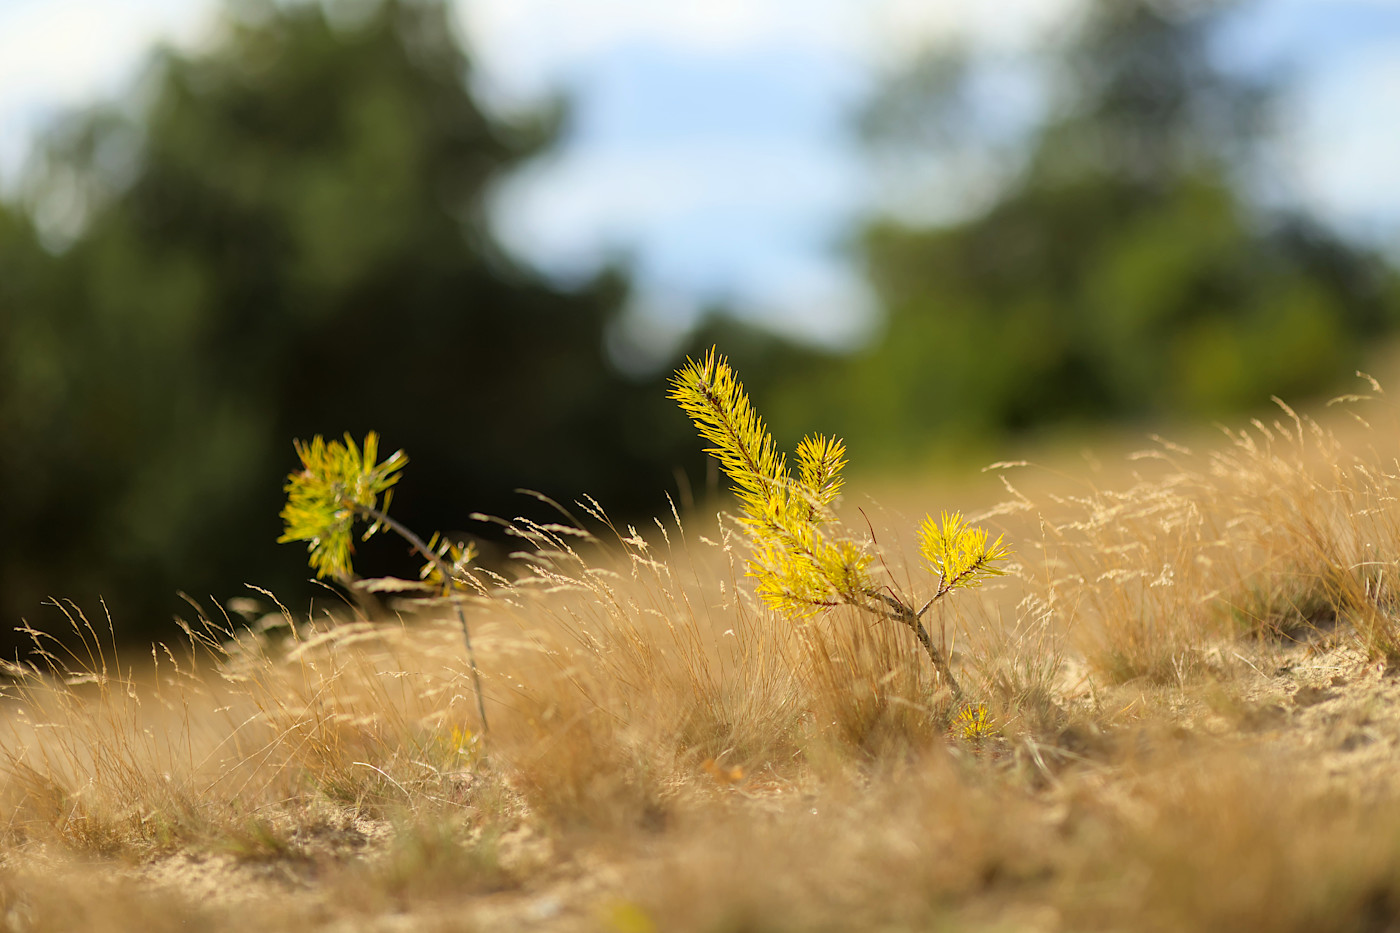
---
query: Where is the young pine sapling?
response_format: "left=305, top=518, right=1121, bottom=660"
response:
left=277, top=432, right=489, bottom=734
left=670, top=348, right=1009, bottom=701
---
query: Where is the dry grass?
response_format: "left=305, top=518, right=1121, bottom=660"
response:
left=8, top=386, right=1400, bottom=929
left=972, top=380, right=1400, bottom=688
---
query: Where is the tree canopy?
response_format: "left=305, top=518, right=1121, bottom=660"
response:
left=5, top=0, right=1398, bottom=643
left=0, top=0, right=694, bottom=641
left=735, top=0, right=1398, bottom=458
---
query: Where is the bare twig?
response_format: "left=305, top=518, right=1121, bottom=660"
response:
left=355, top=503, right=489, bottom=736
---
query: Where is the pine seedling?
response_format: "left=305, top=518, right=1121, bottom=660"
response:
left=279, top=432, right=489, bottom=734
left=279, top=432, right=406, bottom=580
left=954, top=702, right=998, bottom=742
left=670, top=347, right=1010, bottom=701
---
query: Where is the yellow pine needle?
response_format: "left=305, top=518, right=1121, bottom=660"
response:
left=671, top=348, right=879, bottom=619
left=795, top=433, right=847, bottom=517
left=278, top=431, right=407, bottom=579
left=419, top=533, right=478, bottom=587
left=918, top=511, right=1010, bottom=592
left=955, top=703, right=997, bottom=741
left=671, top=347, right=1002, bottom=643
left=668, top=347, right=788, bottom=523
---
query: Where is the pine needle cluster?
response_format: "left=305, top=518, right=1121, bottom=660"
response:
left=278, top=432, right=407, bottom=579
left=670, top=347, right=1010, bottom=699
left=669, top=349, right=866, bottom=616
left=919, top=511, right=1011, bottom=598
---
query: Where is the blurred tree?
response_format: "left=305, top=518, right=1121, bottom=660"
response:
left=0, top=0, right=693, bottom=641
left=746, top=0, right=1398, bottom=459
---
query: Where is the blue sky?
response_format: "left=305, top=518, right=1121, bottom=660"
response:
left=2, top=0, right=1398, bottom=358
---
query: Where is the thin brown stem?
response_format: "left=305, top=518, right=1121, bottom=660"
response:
left=354, top=502, right=490, bottom=736
left=866, top=591, right=964, bottom=701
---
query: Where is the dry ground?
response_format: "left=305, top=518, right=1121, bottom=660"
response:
left=10, top=384, right=1400, bottom=931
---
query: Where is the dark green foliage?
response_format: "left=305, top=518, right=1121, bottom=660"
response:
left=0, top=0, right=693, bottom=642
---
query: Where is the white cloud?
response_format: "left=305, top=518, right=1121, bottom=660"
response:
left=1288, top=47, right=1400, bottom=240
left=458, top=0, right=865, bottom=113
left=462, top=2, right=851, bottom=70
left=0, top=0, right=205, bottom=100
left=459, top=0, right=1086, bottom=335
left=871, top=0, right=1084, bottom=59
left=2, top=0, right=1396, bottom=339
left=490, top=136, right=866, bottom=336
left=0, top=0, right=217, bottom=185
left=495, top=140, right=857, bottom=254
left=740, top=255, right=877, bottom=348
left=459, top=0, right=1082, bottom=107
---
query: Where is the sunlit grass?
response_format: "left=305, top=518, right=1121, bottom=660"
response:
left=6, top=384, right=1400, bottom=928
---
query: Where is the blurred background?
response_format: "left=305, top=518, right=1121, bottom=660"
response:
left=2, top=0, right=1399, bottom=645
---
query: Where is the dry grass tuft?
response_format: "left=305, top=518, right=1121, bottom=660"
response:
left=984, top=385, right=1400, bottom=686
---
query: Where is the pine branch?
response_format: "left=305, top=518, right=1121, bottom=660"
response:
left=671, top=347, right=1008, bottom=709
left=668, top=348, right=787, bottom=518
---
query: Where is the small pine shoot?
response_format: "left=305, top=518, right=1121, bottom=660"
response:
left=671, top=347, right=1011, bottom=701
left=954, top=702, right=998, bottom=742
left=278, top=432, right=407, bottom=579
left=794, top=433, right=847, bottom=514
left=919, top=511, right=1010, bottom=596
left=670, top=348, right=874, bottom=618
left=669, top=346, right=788, bottom=523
